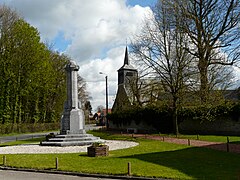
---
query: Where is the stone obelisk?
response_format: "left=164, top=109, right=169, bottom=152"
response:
left=60, top=60, right=85, bottom=135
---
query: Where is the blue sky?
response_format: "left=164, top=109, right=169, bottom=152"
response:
left=127, top=0, right=157, bottom=7
left=0, top=0, right=239, bottom=111
left=52, top=0, right=158, bottom=55
left=0, top=0, right=158, bottom=110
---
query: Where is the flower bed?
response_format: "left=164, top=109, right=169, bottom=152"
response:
left=87, top=143, right=109, bottom=157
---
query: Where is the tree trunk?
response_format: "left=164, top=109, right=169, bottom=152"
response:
left=198, top=59, right=209, bottom=103
left=172, top=97, right=179, bottom=135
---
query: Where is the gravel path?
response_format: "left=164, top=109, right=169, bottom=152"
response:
left=0, top=140, right=139, bottom=154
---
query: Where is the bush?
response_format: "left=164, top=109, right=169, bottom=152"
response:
left=108, top=102, right=240, bottom=133
left=108, top=105, right=173, bottom=133
left=178, top=102, right=240, bottom=122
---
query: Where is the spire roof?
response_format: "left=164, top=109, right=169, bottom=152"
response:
left=119, top=46, right=136, bottom=71
left=124, top=46, right=129, bottom=65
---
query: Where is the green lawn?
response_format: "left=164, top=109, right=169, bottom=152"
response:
left=0, top=137, right=45, bottom=147
left=159, top=133, right=240, bottom=143
left=0, top=132, right=240, bottom=179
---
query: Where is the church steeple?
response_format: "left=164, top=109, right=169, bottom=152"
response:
left=124, top=46, right=129, bottom=65
left=112, top=46, right=138, bottom=112
left=117, top=46, right=137, bottom=85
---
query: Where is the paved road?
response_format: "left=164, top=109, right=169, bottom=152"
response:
left=0, top=170, right=124, bottom=180
left=0, top=124, right=102, bottom=143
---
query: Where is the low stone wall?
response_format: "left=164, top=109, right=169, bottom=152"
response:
left=109, top=121, right=156, bottom=133
left=109, top=117, right=240, bottom=135
left=179, top=117, right=240, bottom=135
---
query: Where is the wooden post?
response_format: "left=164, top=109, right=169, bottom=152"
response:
left=163, top=136, right=165, bottom=142
left=55, top=157, right=58, bottom=169
left=197, top=134, right=199, bottom=140
left=188, top=139, right=190, bottom=146
left=227, top=137, right=229, bottom=152
left=3, top=156, right=6, bottom=166
left=128, top=162, right=131, bottom=176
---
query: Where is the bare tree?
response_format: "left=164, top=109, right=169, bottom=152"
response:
left=77, top=75, right=89, bottom=107
left=131, top=0, right=194, bottom=134
left=126, top=63, right=165, bottom=107
left=176, top=0, right=240, bottom=102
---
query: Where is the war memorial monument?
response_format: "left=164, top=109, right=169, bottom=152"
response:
left=41, top=61, right=103, bottom=146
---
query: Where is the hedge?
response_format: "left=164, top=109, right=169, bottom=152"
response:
left=108, top=102, right=240, bottom=133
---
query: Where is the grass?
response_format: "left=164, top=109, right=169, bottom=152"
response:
left=0, top=130, right=57, bottom=137
left=1, top=131, right=240, bottom=179
left=159, top=133, right=240, bottom=143
left=0, top=137, right=45, bottom=147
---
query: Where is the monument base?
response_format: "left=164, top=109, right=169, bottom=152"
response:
left=66, top=129, right=86, bottom=134
left=40, top=133, right=105, bottom=147
left=61, top=108, right=85, bottom=135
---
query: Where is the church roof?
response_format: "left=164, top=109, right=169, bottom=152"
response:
left=118, top=46, right=136, bottom=71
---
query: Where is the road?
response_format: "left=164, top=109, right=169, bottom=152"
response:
left=0, top=170, right=125, bottom=180
left=0, top=124, right=102, bottom=143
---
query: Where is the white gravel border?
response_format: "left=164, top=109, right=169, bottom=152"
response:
left=0, top=140, right=139, bottom=154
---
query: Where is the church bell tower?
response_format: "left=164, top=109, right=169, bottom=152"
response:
left=112, top=47, right=138, bottom=112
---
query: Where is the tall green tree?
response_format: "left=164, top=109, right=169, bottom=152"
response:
left=0, top=5, right=89, bottom=129
left=0, top=6, right=20, bottom=124
left=0, top=5, right=67, bottom=126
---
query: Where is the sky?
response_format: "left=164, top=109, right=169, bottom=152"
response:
left=0, top=0, right=239, bottom=112
left=0, top=0, right=158, bottom=111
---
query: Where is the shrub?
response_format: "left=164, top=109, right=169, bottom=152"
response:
left=108, top=105, right=173, bottom=133
left=109, top=102, right=240, bottom=133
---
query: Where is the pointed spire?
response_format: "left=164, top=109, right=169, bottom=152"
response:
left=124, top=46, right=129, bottom=65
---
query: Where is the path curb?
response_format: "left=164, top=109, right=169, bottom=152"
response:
left=0, top=166, right=168, bottom=180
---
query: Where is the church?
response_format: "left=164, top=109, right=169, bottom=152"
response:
left=112, top=46, right=138, bottom=112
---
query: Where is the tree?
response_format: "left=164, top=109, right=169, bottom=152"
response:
left=0, top=5, right=90, bottom=131
left=126, top=66, right=165, bottom=107
left=131, top=0, right=194, bottom=134
left=77, top=75, right=89, bottom=108
left=176, top=0, right=240, bottom=102
left=0, top=5, right=69, bottom=127
left=0, top=5, right=20, bottom=124
left=85, top=101, right=92, bottom=115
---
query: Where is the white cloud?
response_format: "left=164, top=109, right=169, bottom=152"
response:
left=79, top=46, right=125, bottom=111
left=0, top=0, right=152, bottom=110
left=3, top=0, right=150, bottom=62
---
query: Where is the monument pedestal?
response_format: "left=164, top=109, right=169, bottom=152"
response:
left=60, top=108, right=86, bottom=135
left=41, top=134, right=104, bottom=147
left=69, top=109, right=85, bottom=134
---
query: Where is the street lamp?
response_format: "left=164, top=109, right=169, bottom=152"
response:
left=99, top=72, right=109, bottom=129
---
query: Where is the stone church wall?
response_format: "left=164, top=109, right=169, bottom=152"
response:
left=179, top=117, right=240, bottom=135
left=109, top=121, right=156, bottom=133
left=109, top=116, right=240, bottom=135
